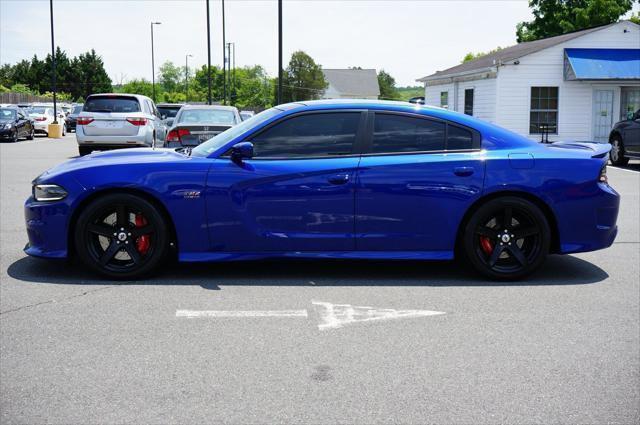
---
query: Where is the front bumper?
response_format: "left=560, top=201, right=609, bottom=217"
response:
left=33, top=122, right=49, bottom=133
left=24, top=196, right=71, bottom=258
left=0, top=128, right=15, bottom=139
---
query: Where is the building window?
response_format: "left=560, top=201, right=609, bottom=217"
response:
left=440, top=92, right=448, bottom=109
left=464, top=89, right=474, bottom=116
left=530, top=87, right=558, bottom=134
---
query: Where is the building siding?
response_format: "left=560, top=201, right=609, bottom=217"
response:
left=422, top=21, right=640, bottom=142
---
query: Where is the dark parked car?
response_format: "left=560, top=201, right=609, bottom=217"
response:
left=166, top=104, right=240, bottom=148
left=609, top=109, right=640, bottom=165
left=65, top=104, right=83, bottom=132
left=0, top=107, right=34, bottom=142
left=157, top=103, right=184, bottom=128
left=408, top=96, right=425, bottom=105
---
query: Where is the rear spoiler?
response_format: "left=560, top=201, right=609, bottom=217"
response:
left=548, top=141, right=611, bottom=158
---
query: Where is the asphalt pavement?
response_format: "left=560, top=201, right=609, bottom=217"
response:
left=1, top=134, right=639, bottom=424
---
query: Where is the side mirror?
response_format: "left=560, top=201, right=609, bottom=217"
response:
left=230, top=142, right=254, bottom=162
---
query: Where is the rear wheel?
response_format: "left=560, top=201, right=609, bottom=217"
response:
left=26, top=127, right=34, bottom=140
left=609, top=135, right=629, bottom=166
left=74, top=193, right=168, bottom=279
left=463, top=197, right=550, bottom=280
left=11, top=130, right=18, bottom=143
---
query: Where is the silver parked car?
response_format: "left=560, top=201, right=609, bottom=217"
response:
left=76, top=93, right=167, bottom=156
left=165, top=104, right=240, bottom=148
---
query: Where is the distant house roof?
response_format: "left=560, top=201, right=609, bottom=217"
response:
left=417, top=20, right=638, bottom=82
left=322, top=69, right=380, bottom=97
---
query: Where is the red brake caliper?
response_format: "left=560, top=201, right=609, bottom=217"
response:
left=480, top=236, right=493, bottom=255
left=135, top=214, right=150, bottom=255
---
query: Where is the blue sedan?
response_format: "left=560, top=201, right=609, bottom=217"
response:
left=24, top=100, right=619, bottom=280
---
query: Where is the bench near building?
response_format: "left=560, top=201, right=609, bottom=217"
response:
left=417, top=20, right=640, bottom=142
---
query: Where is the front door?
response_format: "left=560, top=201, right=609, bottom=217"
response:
left=205, top=111, right=365, bottom=252
left=593, top=89, right=614, bottom=142
left=355, top=112, right=485, bottom=254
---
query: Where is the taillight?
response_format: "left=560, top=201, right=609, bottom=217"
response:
left=599, top=165, right=608, bottom=184
left=166, top=128, right=190, bottom=143
left=34, top=117, right=47, bottom=122
left=77, top=117, right=94, bottom=125
left=126, top=117, right=148, bottom=126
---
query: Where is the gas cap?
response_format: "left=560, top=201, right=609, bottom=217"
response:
left=508, top=153, right=535, bottom=169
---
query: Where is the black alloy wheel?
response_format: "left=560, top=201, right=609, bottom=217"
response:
left=11, top=130, right=18, bottom=143
left=27, top=127, right=34, bottom=140
left=74, top=194, right=168, bottom=279
left=463, top=197, right=550, bottom=280
left=609, top=136, right=629, bottom=166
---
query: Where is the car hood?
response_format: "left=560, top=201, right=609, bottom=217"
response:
left=37, top=148, right=190, bottom=182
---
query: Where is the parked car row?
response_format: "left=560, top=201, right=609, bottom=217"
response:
left=75, top=94, right=245, bottom=156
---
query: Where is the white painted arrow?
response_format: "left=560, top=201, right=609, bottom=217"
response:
left=312, top=301, right=446, bottom=330
left=176, top=302, right=445, bottom=330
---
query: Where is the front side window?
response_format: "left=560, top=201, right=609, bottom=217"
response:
left=372, top=114, right=445, bottom=153
left=250, top=113, right=360, bottom=158
left=440, top=92, right=449, bottom=109
left=530, top=87, right=558, bottom=134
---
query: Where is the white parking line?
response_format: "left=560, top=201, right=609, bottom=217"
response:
left=608, top=166, right=640, bottom=174
left=176, top=309, right=309, bottom=318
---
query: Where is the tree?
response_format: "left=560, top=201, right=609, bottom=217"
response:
left=158, top=61, right=182, bottom=93
left=279, top=51, right=327, bottom=103
left=461, top=47, right=504, bottom=63
left=516, top=0, right=634, bottom=42
left=118, top=79, right=154, bottom=98
left=630, top=12, right=640, bottom=25
left=75, top=49, right=112, bottom=100
left=377, top=70, right=400, bottom=100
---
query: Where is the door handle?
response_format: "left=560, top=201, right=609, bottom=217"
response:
left=454, top=166, right=474, bottom=177
left=327, top=174, right=350, bottom=185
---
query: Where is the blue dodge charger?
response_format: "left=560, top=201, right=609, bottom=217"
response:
left=24, top=100, right=619, bottom=280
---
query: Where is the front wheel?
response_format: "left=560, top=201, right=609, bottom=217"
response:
left=26, top=127, right=34, bottom=140
left=609, top=136, right=629, bottom=166
left=463, top=197, right=550, bottom=280
left=74, top=194, right=169, bottom=279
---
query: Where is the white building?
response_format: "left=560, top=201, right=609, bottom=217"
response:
left=417, top=21, right=640, bottom=142
left=322, top=69, right=380, bottom=100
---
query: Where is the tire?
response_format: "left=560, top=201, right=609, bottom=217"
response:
left=462, top=197, right=550, bottom=280
left=78, top=146, right=92, bottom=156
left=11, top=130, right=18, bottom=143
left=609, top=135, right=629, bottom=166
left=26, top=127, right=34, bottom=140
left=62, top=124, right=66, bottom=136
left=74, top=193, right=169, bottom=279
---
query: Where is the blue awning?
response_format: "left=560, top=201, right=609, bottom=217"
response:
left=564, top=48, right=640, bottom=80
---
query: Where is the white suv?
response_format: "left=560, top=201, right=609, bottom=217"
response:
left=76, top=93, right=167, bottom=156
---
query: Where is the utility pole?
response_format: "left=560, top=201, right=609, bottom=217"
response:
left=49, top=0, right=57, bottom=123
left=277, top=0, right=283, bottom=105
left=185, top=54, right=193, bottom=103
left=206, top=0, right=212, bottom=105
left=222, top=0, right=226, bottom=105
left=232, top=42, right=236, bottom=105
left=150, top=21, right=161, bottom=102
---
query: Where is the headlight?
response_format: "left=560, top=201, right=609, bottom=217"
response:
left=33, top=184, right=68, bottom=201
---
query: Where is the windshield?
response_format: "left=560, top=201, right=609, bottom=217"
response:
left=84, top=96, right=140, bottom=113
left=29, top=107, right=51, bottom=115
left=158, top=106, right=180, bottom=118
left=0, top=109, right=16, bottom=120
left=178, top=109, right=237, bottom=125
left=192, top=107, right=282, bottom=157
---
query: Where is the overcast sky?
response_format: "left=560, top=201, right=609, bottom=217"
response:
left=1, top=0, right=638, bottom=87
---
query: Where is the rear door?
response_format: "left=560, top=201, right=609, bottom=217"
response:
left=355, top=111, right=485, bottom=254
left=206, top=110, right=366, bottom=252
left=82, top=95, right=142, bottom=136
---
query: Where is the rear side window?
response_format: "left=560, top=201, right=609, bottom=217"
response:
left=84, top=96, right=140, bottom=113
left=447, top=125, right=475, bottom=150
left=250, top=112, right=360, bottom=158
left=372, top=114, right=445, bottom=153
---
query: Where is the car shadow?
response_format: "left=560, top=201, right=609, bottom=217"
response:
left=7, top=254, right=608, bottom=290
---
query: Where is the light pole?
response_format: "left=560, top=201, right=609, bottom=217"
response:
left=222, top=0, right=226, bottom=105
left=150, top=21, right=161, bottom=102
left=206, top=0, right=212, bottom=105
left=185, top=54, right=193, bottom=103
left=49, top=0, right=57, bottom=123
left=225, top=42, right=234, bottom=105
left=277, top=0, right=282, bottom=105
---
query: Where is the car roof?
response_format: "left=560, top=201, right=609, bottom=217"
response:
left=180, top=104, right=238, bottom=111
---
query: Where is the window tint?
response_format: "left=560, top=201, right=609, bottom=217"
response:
left=250, top=113, right=360, bottom=158
left=178, top=109, right=236, bottom=125
left=447, top=125, right=474, bottom=150
left=372, top=114, right=445, bottom=153
left=84, top=96, right=140, bottom=113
